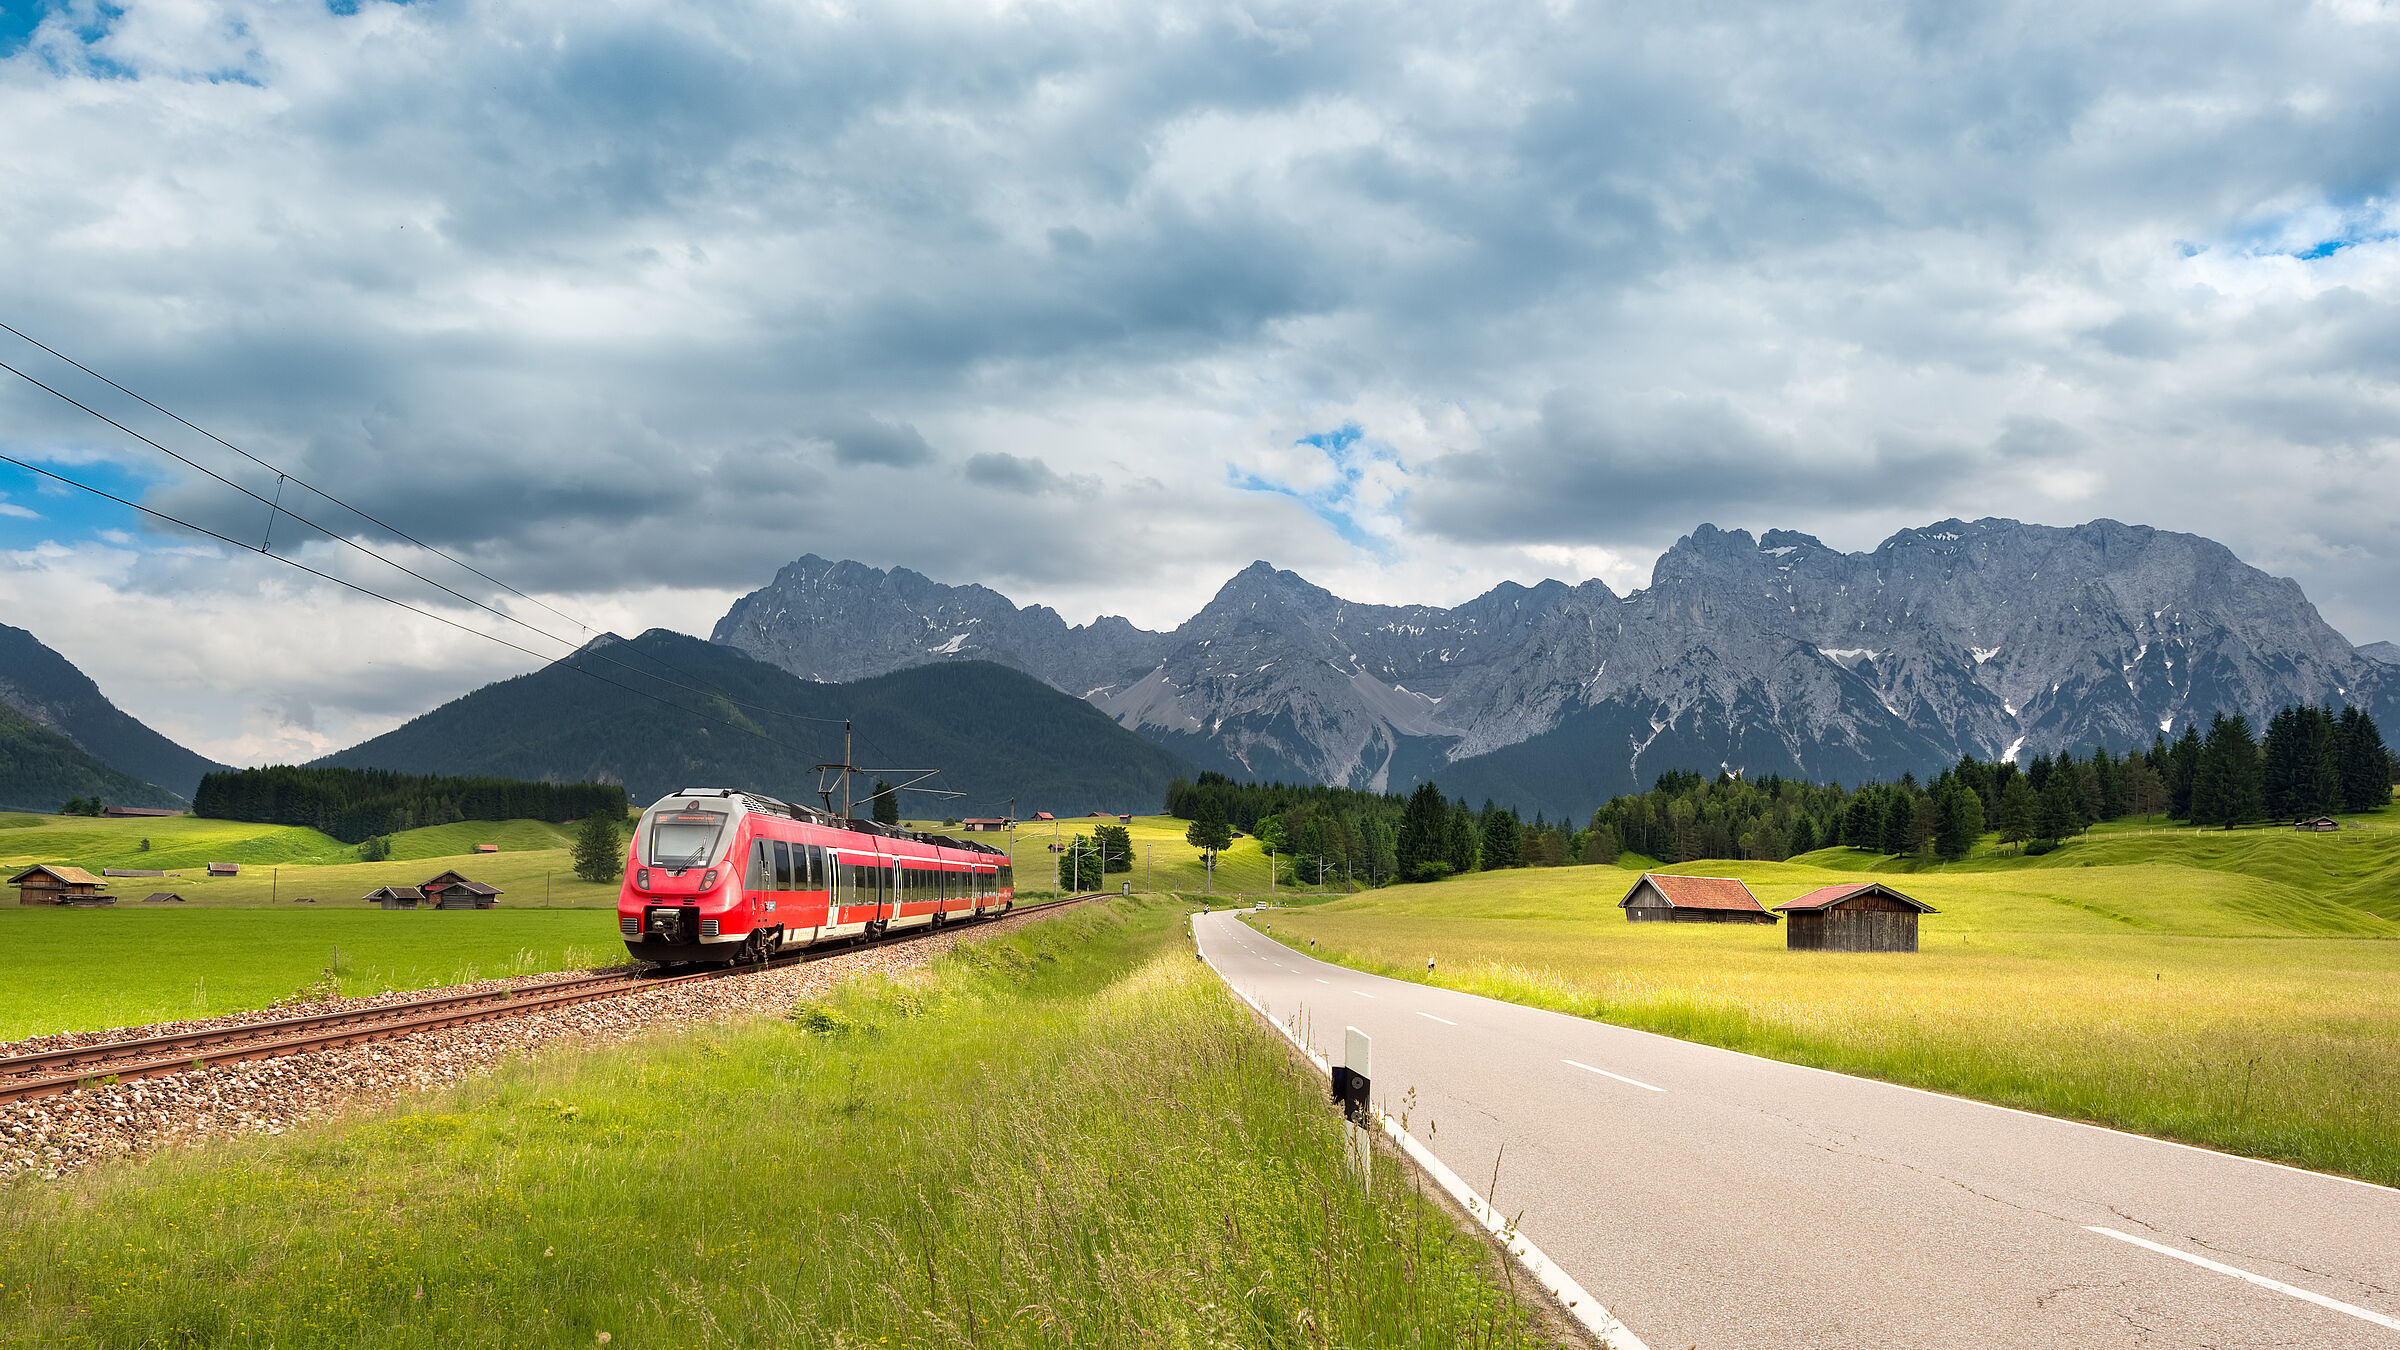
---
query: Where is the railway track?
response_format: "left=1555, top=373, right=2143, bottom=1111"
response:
left=0, top=893, right=1106, bottom=1106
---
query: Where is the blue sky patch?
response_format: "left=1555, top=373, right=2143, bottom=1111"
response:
left=0, top=456, right=165, bottom=551
left=1230, top=422, right=1402, bottom=551
left=0, top=1, right=49, bottom=57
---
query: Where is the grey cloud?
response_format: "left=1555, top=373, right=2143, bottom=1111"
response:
left=817, top=416, right=936, bottom=469
left=0, top=0, right=2397, bottom=747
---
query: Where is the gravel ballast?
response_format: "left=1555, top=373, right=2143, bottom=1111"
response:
left=0, top=905, right=1085, bottom=1182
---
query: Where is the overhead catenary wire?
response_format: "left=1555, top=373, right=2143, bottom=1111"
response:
left=0, top=322, right=970, bottom=802
left=0, top=447, right=834, bottom=761
left=0, top=339, right=854, bottom=732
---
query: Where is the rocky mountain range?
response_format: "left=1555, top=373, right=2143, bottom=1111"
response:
left=713, top=520, right=2400, bottom=820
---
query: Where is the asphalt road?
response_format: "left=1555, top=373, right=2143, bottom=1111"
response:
left=1193, top=910, right=2400, bottom=1349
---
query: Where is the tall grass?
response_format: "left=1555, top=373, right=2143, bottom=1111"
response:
left=1257, top=863, right=2400, bottom=1186
left=0, top=899, right=1567, bottom=1348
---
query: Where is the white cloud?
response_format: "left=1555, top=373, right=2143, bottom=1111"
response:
left=0, top=0, right=2396, bottom=762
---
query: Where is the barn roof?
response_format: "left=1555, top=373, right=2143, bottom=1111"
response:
left=1776, top=882, right=1939, bottom=913
left=365, top=885, right=426, bottom=901
left=11, top=864, right=102, bottom=886
left=1619, top=872, right=1770, bottom=913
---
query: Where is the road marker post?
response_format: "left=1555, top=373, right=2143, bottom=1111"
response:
left=1334, top=1026, right=1372, bottom=1189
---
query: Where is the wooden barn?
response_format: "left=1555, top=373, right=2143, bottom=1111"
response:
left=141, top=892, right=187, bottom=904
left=1617, top=873, right=1778, bottom=924
left=1775, top=882, right=1937, bottom=952
left=2295, top=816, right=2340, bottom=832
left=365, top=885, right=425, bottom=910
left=961, top=818, right=1009, bottom=833
left=420, top=871, right=501, bottom=909
left=206, top=862, right=240, bottom=877
left=12, top=865, right=111, bottom=906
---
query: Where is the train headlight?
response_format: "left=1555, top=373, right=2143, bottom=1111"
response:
left=636, top=867, right=651, bottom=890
left=701, top=868, right=719, bottom=890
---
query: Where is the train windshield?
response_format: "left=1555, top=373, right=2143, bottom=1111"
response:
left=646, top=810, right=728, bottom=869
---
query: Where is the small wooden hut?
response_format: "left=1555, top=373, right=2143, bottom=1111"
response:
left=365, top=885, right=425, bottom=910
left=141, top=892, right=187, bottom=904
left=1775, top=882, right=1937, bottom=953
left=12, top=865, right=111, bottom=906
left=2295, top=816, right=2340, bottom=832
left=206, top=862, right=240, bottom=877
left=1617, top=873, right=1778, bottom=924
left=420, top=871, right=501, bottom=909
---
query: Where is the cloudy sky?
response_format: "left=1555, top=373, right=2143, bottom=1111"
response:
left=1, top=0, right=2396, bottom=764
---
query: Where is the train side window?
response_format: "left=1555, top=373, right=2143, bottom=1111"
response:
left=748, top=840, right=769, bottom=892
left=770, top=840, right=789, bottom=888
left=804, top=845, right=821, bottom=888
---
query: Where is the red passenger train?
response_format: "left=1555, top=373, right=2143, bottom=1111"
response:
left=616, top=787, right=1015, bottom=965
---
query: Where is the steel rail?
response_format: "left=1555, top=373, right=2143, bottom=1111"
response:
left=0, top=893, right=1104, bottom=1106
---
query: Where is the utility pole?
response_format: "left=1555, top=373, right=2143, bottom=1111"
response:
left=842, top=721, right=852, bottom=819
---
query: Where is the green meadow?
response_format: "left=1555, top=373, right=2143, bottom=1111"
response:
left=0, top=813, right=625, bottom=1037
left=0, top=908, right=618, bottom=1040
left=0, top=899, right=1567, bottom=1350
left=1248, top=822, right=2400, bottom=1187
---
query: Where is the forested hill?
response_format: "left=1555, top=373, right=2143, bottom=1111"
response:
left=315, top=631, right=1196, bottom=814
left=0, top=623, right=227, bottom=800
left=0, top=702, right=185, bottom=813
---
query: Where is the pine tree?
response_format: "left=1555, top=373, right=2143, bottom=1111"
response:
left=1445, top=804, right=1481, bottom=874
left=1478, top=807, right=1523, bottom=869
left=2168, top=726, right=2203, bottom=818
left=1932, top=780, right=1984, bottom=862
left=2192, top=713, right=2264, bottom=828
left=1396, top=782, right=1449, bottom=881
left=2038, top=765, right=2086, bottom=842
left=2337, top=706, right=2391, bottom=814
left=1185, top=795, right=1232, bottom=864
left=1880, top=790, right=1913, bottom=855
left=2092, top=747, right=2124, bottom=821
left=1996, top=776, right=2039, bottom=849
left=1789, top=813, right=1818, bottom=854
left=1844, top=789, right=1878, bottom=849
left=571, top=811, right=625, bottom=884
left=871, top=780, right=900, bottom=826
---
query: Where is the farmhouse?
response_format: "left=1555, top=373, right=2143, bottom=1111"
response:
left=1618, top=873, right=1777, bottom=924
left=420, top=870, right=501, bottom=909
left=2295, top=816, right=2340, bottom=832
left=365, top=885, right=425, bottom=910
left=1775, top=882, right=1938, bottom=953
left=12, top=864, right=111, bottom=906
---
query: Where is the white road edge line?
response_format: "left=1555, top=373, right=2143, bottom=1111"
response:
left=1415, top=1011, right=1457, bottom=1025
left=1564, top=1059, right=1666, bottom=1093
left=1232, top=915, right=2400, bottom=1197
left=2085, top=1227, right=2400, bottom=1331
left=1193, top=917, right=1649, bottom=1350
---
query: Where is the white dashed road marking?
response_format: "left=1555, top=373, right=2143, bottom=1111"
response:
left=1416, top=1011, right=1457, bottom=1025
left=2085, top=1228, right=2400, bottom=1331
left=1564, top=1059, right=1665, bottom=1092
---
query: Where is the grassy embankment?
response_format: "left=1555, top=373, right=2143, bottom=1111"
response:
left=0, top=898, right=1567, bottom=1350
left=1250, top=823, right=2400, bottom=1186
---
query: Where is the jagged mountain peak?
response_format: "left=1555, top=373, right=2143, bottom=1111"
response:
left=709, top=518, right=2399, bottom=818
